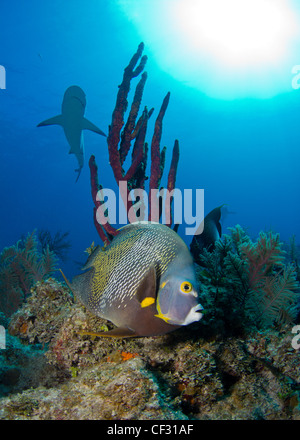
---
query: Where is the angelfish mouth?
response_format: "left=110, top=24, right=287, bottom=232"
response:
left=182, top=303, right=204, bottom=326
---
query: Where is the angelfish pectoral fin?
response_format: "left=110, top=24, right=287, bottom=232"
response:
left=79, top=327, right=137, bottom=338
left=140, top=297, right=155, bottom=308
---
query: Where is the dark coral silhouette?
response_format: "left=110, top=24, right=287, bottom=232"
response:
left=0, top=232, right=57, bottom=317
left=37, top=229, right=71, bottom=262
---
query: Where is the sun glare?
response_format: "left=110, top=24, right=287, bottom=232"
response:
left=172, top=0, right=292, bottom=69
left=117, top=0, right=300, bottom=99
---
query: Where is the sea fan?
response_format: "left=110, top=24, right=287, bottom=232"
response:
left=223, top=251, right=249, bottom=301
left=228, top=224, right=249, bottom=251
left=285, top=234, right=300, bottom=282
left=249, top=264, right=299, bottom=327
left=39, top=246, right=58, bottom=276
left=0, top=231, right=58, bottom=317
left=37, top=229, right=71, bottom=261
left=198, top=248, right=222, bottom=286
left=196, top=225, right=300, bottom=335
left=239, top=231, right=285, bottom=288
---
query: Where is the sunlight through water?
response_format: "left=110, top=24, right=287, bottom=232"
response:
left=117, top=0, right=300, bottom=99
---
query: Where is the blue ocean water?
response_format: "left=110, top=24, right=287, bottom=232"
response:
left=0, top=0, right=300, bottom=282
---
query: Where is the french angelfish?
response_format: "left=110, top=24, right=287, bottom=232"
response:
left=71, top=222, right=203, bottom=338
left=190, top=205, right=223, bottom=265
left=37, top=85, right=106, bottom=182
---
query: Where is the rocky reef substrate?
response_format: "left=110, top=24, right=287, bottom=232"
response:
left=0, top=279, right=299, bottom=420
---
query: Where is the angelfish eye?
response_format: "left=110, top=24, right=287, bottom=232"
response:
left=180, top=281, right=193, bottom=293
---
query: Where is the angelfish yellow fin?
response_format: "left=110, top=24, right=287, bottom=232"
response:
left=140, top=297, right=155, bottom=308
left=155, top=311, right=171, bottom=323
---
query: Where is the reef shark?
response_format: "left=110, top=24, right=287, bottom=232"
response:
left=37, top=85, right=106, bottom=182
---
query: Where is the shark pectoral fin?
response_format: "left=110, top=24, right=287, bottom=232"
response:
left=79, top=327, right=137, bottom=338
left=37, top=114, right=63, bottom=127
left=136, top=265, right=157, bottom=307
left=82, top=117, right=107, bottom=137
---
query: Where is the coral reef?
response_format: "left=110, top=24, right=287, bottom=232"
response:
left=0, top=356, right=186, bottom=420
left=0, top=278, right=298, bottom=420
left=0, top=232, right=58, bottom=317
left=37, top=230, right=71, bottom=262
left=0, top=311, right=8, bottom=328
left=196, top=225, right=300, bottom=336
left=8, top=278, right=73, bottom=345
left=1, top=44, right=299, bottom=421
left=89, top=43, right=180, bottom=244
left=0, top=332, right=64, bottom=399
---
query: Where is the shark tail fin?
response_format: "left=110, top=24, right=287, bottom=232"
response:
left=82, top=117, right=106, bottom=137
left=37, top=114, right=63, bottom=127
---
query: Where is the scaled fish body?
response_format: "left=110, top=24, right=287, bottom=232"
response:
left=190, top=206, right=223, bottom=265
left=72, top=222, right=203, bottom=337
